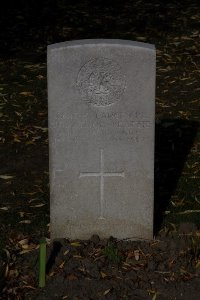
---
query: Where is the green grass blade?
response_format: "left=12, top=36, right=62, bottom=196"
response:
left=39, top=238, right=46, bottom=288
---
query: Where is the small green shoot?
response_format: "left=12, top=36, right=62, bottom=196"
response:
left=39, top=238, right=46, bottom=288
left=102, top=245, right=121, bottom=263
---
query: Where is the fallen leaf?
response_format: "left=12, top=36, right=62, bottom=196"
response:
left=19, top=211, right=26, bottom=217
left=78, top=267, right=85, bottom=273
left=100, top=271, right=107, bottom=278
left=136, top=36, right=146, bottom=41
left=3, top=249, right=10, bottom=260
left=195, top=261, right=200, bottom=268
left=24, top=243, right=38, bottom=251
left=0, top=175, right=14, bottom=180
left=148, top=289, right=158, bottom=299
left=73, top=255, right=82, bottom=259
left=66, top=273, right=78, bottom=281
left=18, top=239, right=29, bottom=246
left=13, top=136, right=21, bottom=143
left=8, top=269, right=19, bottom=278
left=21, top=285, right=36, bottom=290
left=36, top=75, right=44, bottom=79
left=134, top=250, right=140, bottom=261
left=103, top=289, right=111, bottom=295
left=176, top=210, right=200, bottom=215
left=4, top=264, right=9, bottom=278
left=19, top=249, right=33, bottom=254
left=30, top=203, right=45, bottom=208
left=33, top=126, right=48, bottom=132
left=70, top=242, right=81, bottom=247
left=26, top=140, right=35, bottom=145
left=19, top=220, right=31, bottom=224
left=23, top=192, right=38, bottom=196
left=19, top=92, right=34, bottom=97
left=59, top=261, right=65, bottom=268
left=24, top=64, right=35, bottom=69
left=0, top=207, right=9, bottom=211
left=22, top=285, right=36, bottom=290
left=152, top=293, right=157, bottom=300
left=48, top=271, right=56, bottom=277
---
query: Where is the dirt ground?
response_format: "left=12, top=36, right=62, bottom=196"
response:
left=3, top=225, right=200, bottom=300
left=0, top=0, right=199, bottom=299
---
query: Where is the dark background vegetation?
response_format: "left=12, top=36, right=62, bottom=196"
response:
left=0, top=1, right=199, bottom=292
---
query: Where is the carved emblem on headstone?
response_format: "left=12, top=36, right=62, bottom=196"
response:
left=77, top=57, right=126, bottom=106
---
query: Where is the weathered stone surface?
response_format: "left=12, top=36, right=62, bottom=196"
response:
left=48, top=39, right=156, bottom=240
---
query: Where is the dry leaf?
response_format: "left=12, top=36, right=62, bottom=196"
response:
left=66, top=273, right=78, bottom=281
left=0, top=175, right=14, bottom=180
left=30, top=203, right=45, bottom=208
left=136, top=36, right=146, bottom=41
left=8, top=269, right=19, bottom=278
left=19, top=92, right=34, bottom=97
left=195, top=261, right=200, bottom=268
left=3, top=249, right=10, bottom=260
left=0, top=207, right=9, bottom=211
left=24, top=64, right=36, bottom=69
left=134, top=250, right=140, bottom=261
left=100, top=271, right=107, bottom=278
left=13, top=136, right=21, bottom=142
left=18, top=239, right=29, bottom=246
left=70, top=242, right=81, bottom=247
left=19, top=249, right=33, bottom=254
left=152, top=293, right=157, bottom=300
left=103, top=289, right=111, bottom=295
left=19, top=211, right=26, bottom=217
left=21, top=244, right=29, bottom=250
left=19, top=220, right=31, bottom=224
left=59, top=261, right=65, bottom=268
left=48, top=271, right=56, bottom=277
left=73, top=255, right=82, bottom=259
left=21, top=285, right=36, bottom=290
left=64, top=250, right=70, bottom=255
left=36, top=75, right=44, bottom=79
left=176, top=210, right=200, bottom=215
left=4, top=264, right=9, bottom=278
left=33, top=126, right=48, bottom=132
left=26, top=140, right=35, bottom=145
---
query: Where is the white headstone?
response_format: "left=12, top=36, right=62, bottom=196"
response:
left=48, top=39, right=156, bottom=240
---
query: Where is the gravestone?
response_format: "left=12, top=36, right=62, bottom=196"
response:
left=48, top=39, right=156, bottom=240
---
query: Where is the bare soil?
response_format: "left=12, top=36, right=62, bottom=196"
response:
left=0, top=0, right=199, bottom=299
left=3, top=226, right=200, bottom=300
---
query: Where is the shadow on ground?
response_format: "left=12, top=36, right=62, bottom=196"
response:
left=154, top=118, right=199, bottom=234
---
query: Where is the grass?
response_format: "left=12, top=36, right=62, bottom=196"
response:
left=102, top=245, right=122, bottom=263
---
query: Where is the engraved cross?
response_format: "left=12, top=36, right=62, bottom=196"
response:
left=79, top=149, right=125, bottom=219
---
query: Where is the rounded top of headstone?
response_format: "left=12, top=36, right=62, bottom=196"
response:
left=77, top=57, right=126, bottom=107
left=48, top=39, right=155, bottom=52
